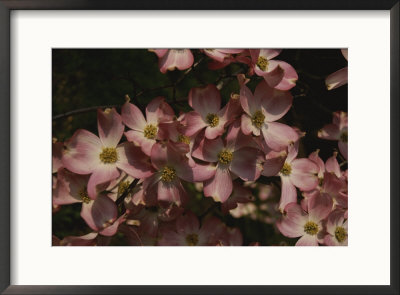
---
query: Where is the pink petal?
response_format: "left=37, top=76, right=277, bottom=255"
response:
left=239, top=84, right=257, bottom=116
left=53, top=169, right=89, bottom=205
left=81, top=194, right=118, bottom=232
left=262, top=152, right=285, bottom=177
left=97, top=108, right=124, bottom=147
left=116, top=142, right=154, bottom=179
left=241, top=114, right=261, bottom=136
left=262, top=60, right=285, bottom=87
left=182, top=111, right=207, bottom=137
left=318, top=123, right=340, bottom=140
left=260, top=49, right=282, bottom=60
left=188, top=84, right=221, bottom=117
left=150, top=142, right=168, bottom=170
left=205, top=124, right=225, bottom=140
left=121, top=101, right=147, bottom=131
left=326, top=67, right=348, bottom=90
left=260, top=87, right=293, bottom=122
left=159, top=49, right=194, bottom=73
left=62, top=129, right=102, bottom=175
left=146, top=96, right=175, bottom=125
left=60, top=232, right=98, bottom=246
left=230, top=148, right=261, bottom=181
left=295, top=234, right=318, bottom=246
left=151, top=49, right=168, bottom=58
left=308, top=150, right=325, bottom=177
left=325, top=152, right=341, bottom=178
left=308, top=194, right=333, bottom=222
left=276, top=203, right=307, bottom=237
left=177, top=162, right=216, bottom=182
left=279, top=176, right=297, bottom=211
left=157, top=180, right=187, bottom=206
left=87, top=165, right=120, bottom=199
left=202, top=49, right=228, bottom=62
left=192, top=136, right=223, bottom=162
left=203, top=167, right=233, bottom=203
left=124, top=130, right=155, bottom=157
left=273, top=61, right=298, bottom=91
left=290, top=158, right=319, bottom=191
left=262, top=122, right=299, bottom=151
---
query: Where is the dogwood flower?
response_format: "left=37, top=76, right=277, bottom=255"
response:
left=122, top=97, right=175, bottom=156
left=183, top=84, right=239, bottom=140
left=62, top=108, right=153, bottom=199
left=240, top=81, right=298, bottom=151
left=262, top=143, right=319, bottom=211
left=323, top=209, right=348, bottom=246
left=277, top=194, right=333, bottom=246
left=192, top=120, right=262, bottom=202
left=250, top=49, right=298, bottom=90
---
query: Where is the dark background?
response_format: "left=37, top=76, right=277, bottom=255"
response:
left=52, top=49, right=348, bottom=245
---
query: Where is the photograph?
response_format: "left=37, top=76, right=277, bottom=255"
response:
left=52, top=48, right=348, bottom=246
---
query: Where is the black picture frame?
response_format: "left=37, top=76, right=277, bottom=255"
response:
left=1, top=1, right=399, bottom=294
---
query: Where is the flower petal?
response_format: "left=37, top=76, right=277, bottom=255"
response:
left=121, top=101, right=147, bottom=131
left=97, top=108, right=124, bottom=147
left=262, top=122, right=299, bottom=151
left=62, top=129, right=102, bottom=175
left=81, top=194, right=118, bottom=232
left=326, top=67, right=348, bottom=90
left=87, top=164, right=120, bottom=199
left=230, top=148, right=261, bottom=181
left=146, top=97, right=175, bottom=125
left=116, top=142, right=154, bottom=179
left=188, top=84, right=221, bottom=117
left=203, top=167, right=233, bottom=203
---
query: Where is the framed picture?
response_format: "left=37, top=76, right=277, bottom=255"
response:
left=1, top=1, right=399, bottom=294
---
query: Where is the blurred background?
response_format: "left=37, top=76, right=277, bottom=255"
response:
left=52, top=49, right=348, bottom=245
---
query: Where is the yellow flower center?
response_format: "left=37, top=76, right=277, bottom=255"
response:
left=178, top=134, right=191, bottom=145
left=99, top=147, right=118, bottom=164
left=257, top=56, right=269, bottom=71
left=206, top=113, right=219, bottom=128
left=118, top=180, right=131, bottom=196
left=304, top=221, right=319, bottom=236
left=185, top=233, right=199, bottom=246
left=161, top=166, right=176, bottom=183
left=78, top=186, right=90, bottom=204
left=218, top=150, right=233, bottom=165
left=280, top=163, right=292, bottom=176
left=251, top=110, right=265, bottom=128
left=143, top=124, right=158, bottom=139
left=340, top=131, right=348, bottom=143
left=334, top=226, right=347, bottom=243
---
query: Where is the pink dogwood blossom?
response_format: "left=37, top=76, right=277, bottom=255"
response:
left=183, top=84, right=239, bottom=140
left=250, top=49, right=298, bottom=90
left=240, top=81, right=298, bottom=151
left=192, top=120, right=262, bottom=202
left=277, top=195, right=333, bottom=246
left=122, top=97, right=175, bottom=156
left=62, top=108, right=153, bottom=199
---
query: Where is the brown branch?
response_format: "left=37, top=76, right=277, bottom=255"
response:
left=115, top=178, right=140, bottom=206
left=52, top=105, right=119, bottom=121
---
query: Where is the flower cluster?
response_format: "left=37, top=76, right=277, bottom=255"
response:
left=53, top=48, right=348, bottom=246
